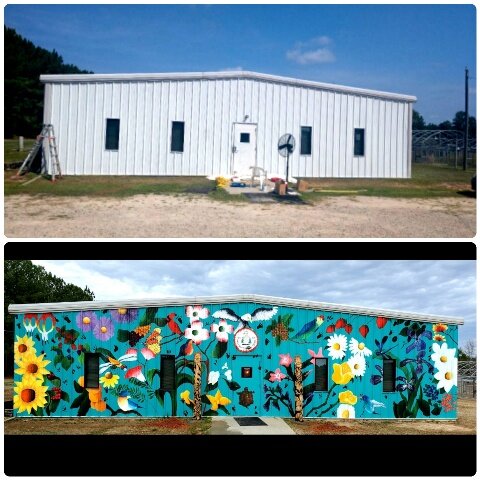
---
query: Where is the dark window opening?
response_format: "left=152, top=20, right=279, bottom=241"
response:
left=354, top=128, right=365, bottom=156
left=240, top=133, right=250, bottom=143
left=314, top=358, right=328, bottom=391
left=105, top=118, right=120, bottom=150
left=171, top=121, right=185, bottom=152
left=383, top=359, right=396, bottom=392
left=160, top=355, right=176, bottom=391
left=84, top=353, right=100, bottom=388
left=301, top=126, right=312, bottom=155
left=241, top=367, right=252, bottom=378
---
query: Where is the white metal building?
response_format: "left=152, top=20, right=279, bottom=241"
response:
left=40, top=71, right=416, bottom=178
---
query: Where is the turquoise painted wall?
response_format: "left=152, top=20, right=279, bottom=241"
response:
left=13, top=301, right=458, bottom=419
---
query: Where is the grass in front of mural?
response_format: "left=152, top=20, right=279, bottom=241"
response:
left=285, top=397, right=476, bottom=435
left=300, top=164, right=476, bottom=200
left=4, top=416, right=212, bottom=435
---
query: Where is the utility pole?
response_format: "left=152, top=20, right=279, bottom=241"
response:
left=463, top=67, right=469, bottom=171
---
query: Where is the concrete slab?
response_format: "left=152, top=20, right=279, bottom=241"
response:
left=209, top=416, right=296, bottom=435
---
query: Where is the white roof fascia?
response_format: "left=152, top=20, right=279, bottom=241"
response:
left=8, top=293, right=463, bottom=325
left=39, top=70, right=417, bottom=103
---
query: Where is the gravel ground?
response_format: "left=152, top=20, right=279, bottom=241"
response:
left=4, top=194, right=476, bottom=238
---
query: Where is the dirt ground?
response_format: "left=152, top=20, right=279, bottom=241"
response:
left=285, top=397, right=476, bottom=435
left=4, top=194, right=476, bottom=238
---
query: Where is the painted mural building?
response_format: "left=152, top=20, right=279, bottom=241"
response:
left=9, top=295, right=461, bottom=419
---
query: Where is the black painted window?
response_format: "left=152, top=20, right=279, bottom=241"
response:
left=105, top=119, right=120, bottom=150
left=301, top=126, right=312, bottom=155
left=383, top=359, right=396, bottom=392
left=314, top=358, right=328, bottom=391
left=240, top=133, right=250, bottom=143
left=354, top=128, right=365, bottom=156
left=160, top=355, right=176, bottom=391
left=171, top=121, right=185, bottom=152
left=84, top=353, right=100, bottom=388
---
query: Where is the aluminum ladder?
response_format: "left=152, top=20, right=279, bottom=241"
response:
left=15, top=124, right=62, bottom=181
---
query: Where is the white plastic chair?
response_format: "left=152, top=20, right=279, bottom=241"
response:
left=250, top=166, right=267, bottom=191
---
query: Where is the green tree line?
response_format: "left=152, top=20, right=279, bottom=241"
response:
left=413, top=109, right=476, bottom=137
left=5, top=26, right=92, bottom=138
left=4, top=260, right=95, bottom=375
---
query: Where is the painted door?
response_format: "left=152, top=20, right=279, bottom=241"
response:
left=232, top=123, right=257, bottom=175
left=232, top=355, right=262, bottom=416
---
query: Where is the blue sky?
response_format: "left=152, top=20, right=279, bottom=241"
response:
left=31, top=260, right=476, bottom=350
left=5, top=4, right=476, bottom=123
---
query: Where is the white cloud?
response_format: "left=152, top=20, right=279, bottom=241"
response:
left=286, top=36, right=335, bottom=65
left=30, top=260, right=475, bottom=347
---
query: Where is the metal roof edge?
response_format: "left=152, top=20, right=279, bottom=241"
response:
left=8, top=294, right=463, bottom=325
left=39, top=70, right=417, bottom=103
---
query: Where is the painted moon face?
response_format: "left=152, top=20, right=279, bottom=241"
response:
left=234, top=327, right=258, bottom=352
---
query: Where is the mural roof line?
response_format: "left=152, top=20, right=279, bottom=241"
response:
left=8, top=294, right=463, bottom=325
left=39, top=70, right=417, bottom=103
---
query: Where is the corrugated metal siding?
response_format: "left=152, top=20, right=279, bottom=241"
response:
left=13, top=301, right=459, bottom=419
left=44, top=78, right=413, bottom=178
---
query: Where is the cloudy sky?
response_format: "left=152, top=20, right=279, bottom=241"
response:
left=32, top=260, right=475, bottom=349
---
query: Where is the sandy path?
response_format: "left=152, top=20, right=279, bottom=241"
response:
left=4, top=194, right=476, bottom=238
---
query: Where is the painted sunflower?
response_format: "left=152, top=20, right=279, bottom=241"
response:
left=14, top=335, right=37, bottom=364
left=100, top=372, right=120, bottom=388
left=13, top=377, right=48, bottom=414
left=14, top=352, right=51, bottom=381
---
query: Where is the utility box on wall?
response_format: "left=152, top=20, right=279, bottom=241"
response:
left=9, top=294, right=461, bottom=419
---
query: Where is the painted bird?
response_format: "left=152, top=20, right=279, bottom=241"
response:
left=166, top=312, right=183, bottom=335
left=359, top=394, right=386, bottom=415
left=291, top=315, right=324, bottom=342
left=212, top=306, right=278, bottom=332
left=178, top=339, right=194, bottom=357
left=117, top=391, right=142, bottom=412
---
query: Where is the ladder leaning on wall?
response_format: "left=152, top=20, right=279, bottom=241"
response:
left=15, top=124, right=62, bottom=181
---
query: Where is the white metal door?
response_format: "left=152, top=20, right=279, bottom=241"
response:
left=232, top=123, right=257, bottom=175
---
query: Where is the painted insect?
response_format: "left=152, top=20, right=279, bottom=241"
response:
left=99, top=351, right=137, bottom=374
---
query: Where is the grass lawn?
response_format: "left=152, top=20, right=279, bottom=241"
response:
left=4, top=139, right=476, bottom=199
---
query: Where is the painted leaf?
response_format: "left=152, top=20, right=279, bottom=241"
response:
left=73, top=380, right=84, bottom=393
left=71, top=391, right=88, bottom=409
left=146, top=368, right=161, bottom=384
left=203, top=409, right=219, bottom=416
left=138, top=307, right=159, bottom=326
left=431, top=404, right=442, bottom=416
left=116, top=329, right=130, bottom=342
left=303, top=383, right=315, bottom=396
left=393, top=400, right=407, bottom=418
left=272, top=398, right=280, bottom=410
left=154, top=388, right=165, bottom=406
left=359, top=325, right=369, bottom=338
left=95, top=347, right=115, bottom=361
left=49, top=398, right=60, bottom=414
left=176, top=373, right=194, bottom=387
left=50, top=378, right=61, bottom=387
left=154, top=317, right=169, bottom=327
left=53, top=354, right=62, bottom=367
left=418, top=398, right=430, bottom=417
left=61, top=356, right=73, bottom=371
left=376, top=317, right=388, bottom=329
left=265, top=325, right=273, bottom=334
left=225, top=380, right=241, bottom=391
left=77, top=395, right=91, bottom=416
left=60, top=391, right=70, bottom=402
left=212, top=341, right=228, bottom=359
left=217, top=404, right=230, bottom=414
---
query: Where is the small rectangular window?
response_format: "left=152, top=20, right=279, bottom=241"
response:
left=84, top=353, right=100, bottom=388
left=171, top=121, right=185, bottom=152
left=301, top=126, right=312, bottom=155
left=314, top=358, right=328, bottom=391
left=160, top=355, right=176, bottom=391
left=383, top=359, right=396, bottom=392
left=241, top=367, right=252, bottom=378
left=105, top=119, right=120, bottom=150
left=354, top=128, right=365, bottom=156
left=240, top=133, right=250, bottom=143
